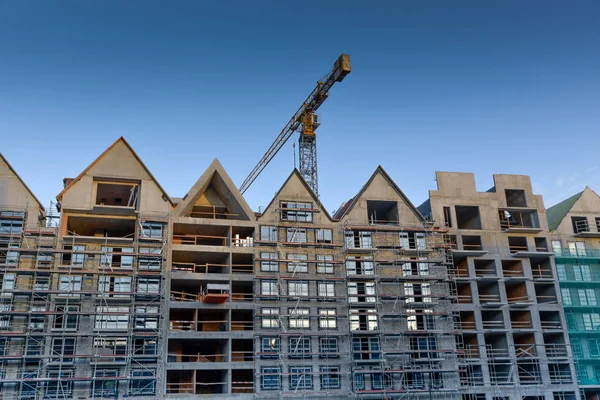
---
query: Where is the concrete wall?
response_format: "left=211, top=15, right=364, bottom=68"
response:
left=0, top=155, right=44, bottom=228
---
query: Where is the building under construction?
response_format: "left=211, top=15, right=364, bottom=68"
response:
left=0, top=138, right=584, bottom=400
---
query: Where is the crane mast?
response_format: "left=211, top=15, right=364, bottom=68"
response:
left=238, top=54, right=351, bottom=195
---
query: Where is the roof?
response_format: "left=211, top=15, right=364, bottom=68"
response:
left=261, top=169, right=334, bottom=221
left=56, top=137, right=174, bottom=206
left=173, top=158, right=255, bottom=220
left=0, top=153, right=45, bottom=210
left=332, top=165, right=425, bottom=222
left=417, top=199, right=431, bottom=218
left=546, top=190, right=584, bottom=231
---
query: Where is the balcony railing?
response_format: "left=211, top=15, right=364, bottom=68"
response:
left=554, top=248, right=600, bottom=258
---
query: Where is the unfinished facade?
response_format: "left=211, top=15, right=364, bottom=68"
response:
left=0, top=138, right=587, bottom=400
left=421, top=172, right=580, bottom=400
left=547, top=187, right=600, bottom=399
left=334, top=167, right=460, bottom=399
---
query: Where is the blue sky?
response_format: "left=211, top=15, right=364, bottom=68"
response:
left=1, top=1, right=599, bottom=212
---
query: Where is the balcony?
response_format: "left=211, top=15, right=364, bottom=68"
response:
left=554, top=248, right=600, bottom=259
left=498, top=209, right=542, bottom=233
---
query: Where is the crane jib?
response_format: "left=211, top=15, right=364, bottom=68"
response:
left=239, top=54, right=351, bottom=195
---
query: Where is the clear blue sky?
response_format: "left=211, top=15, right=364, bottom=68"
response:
left=1, top=1, right=599, bottom=212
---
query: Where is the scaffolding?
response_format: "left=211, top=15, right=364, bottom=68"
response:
left=0, top=205, right=168, bottom=399
left=342, top=218, right=461, bottom=399
left=253, top=198, right=351, bottom=398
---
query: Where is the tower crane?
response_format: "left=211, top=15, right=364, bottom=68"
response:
left=239, top=54, right=351, bottom=196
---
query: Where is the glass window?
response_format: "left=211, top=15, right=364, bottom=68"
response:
left=98, top=276, right=131, bottom=297
left=261, top=337, right=280, bottom=359
left=317, top=254, right=334, bottom=274
left=261, top=280, right=278, bottom=297
left=551, top=240, right=562, bottom=255
left=289, top=308, right=310, bottom=329
left=319, top=337, right=339, bottom=358
left=95, top=306, right=129, bottom=330
left=583, top=313, right=600, bottom=331
left=556, top=264, right=567, bottom=281
left=399, top=232, right=410, bottom=249
left=261, top=367, right=281, bottom=390
left=260, top=252, right=278, bottom=272
left=260, top=226, right=278, bottom=242
left=289, top=366, right=313, bottom=390
left=569, top=241, right=587, bottom=257
left=138, top=247, right=162, bottom=271
left=590, top=339, right=600, bottom=357
left=579, top=289, right=597, bottom=306
left=137, top=277, right=160, bottom=294
left=0, top=273, right=15, bottom=291
left=574, top=265, right=592, bottom=281
left=320, top=366, right=341, bottom=389
left=58, top=275, right=82, bottom=294
left=561, top=288, right=572, bottom=306
left=287, top=253, right=308, bottom=273
left=53, top=306, right=79, bottom=330
left=287, top=228, right=307, bottom=243
left=288, top=281, right=309, bottom=298
left=316, top=229, right=333, bottom=243
left=130, top=369, right=156, bottom=395
left=319, top=309, right=337, bottom=329
left=141, top=222, right=163, bottom=239
left=289, top=336, right=311, bottom=359
left=280, top=201, right=313, bottom=222
left=318, top=282, right=335, bottom=298
left=350, top=310, right=378, bottom=331
left=261, top=308, right=279, bottom=328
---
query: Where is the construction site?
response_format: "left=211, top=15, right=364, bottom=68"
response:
left=0, top=53, right=593, bottom=400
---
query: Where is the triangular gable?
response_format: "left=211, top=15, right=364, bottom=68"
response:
left=173, top=159, right=255, bottom=221
left=333, top=165, right=425, bottom=222
left=56, top=137, right=174, bottom=206
left=0, top=153, right=45, bottom=210
left=260, top=169, right=334, bottom=221
left=547, top=187, right=600, bottom=232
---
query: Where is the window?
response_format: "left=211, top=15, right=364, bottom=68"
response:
left=350, top=310, right=378, bottom=331
left=29, top=306, right=46, bottom=330
left=260, top=280, right=278, bottom=297
left=319, top=337, right=339, bottom=358
left=289, top=336, right=311, bottom=359
left=261, top=308, right=279, bottom=328
left=95, top=306, right=129, bottom=330
left=140, top=222, right=163, bottom=239
left=260, top=252, right=278, bottom=272
left=287, top=228, right=307, bottom=243
left=443, top=206, right=452, bottom=227
left=101, top=247, right=134, bottom=268
left=561, top=289, right=572, bottom=306
left=0, top=306, right=10, bottom=329
left=345, top=230, right=372, bottom=249
left=573, top=265, right=591, bottom=281
left=280, top=201, right=313, bottom=222
left=95, top=182, right=138, bottom=207
left=137, top=277, right=160, bottom=294
left=135, top=307, right=159, bottom=329
left=4, top=244, right=19, bottom=265
left=58, top=275, right=82, bottom=294
left=261, top=367, right=281, bottom=390
left=318, top=282, right=335, bottom=299
left=569, top=241, right=587, bottom=257
left=62, top=245, right=85, bottom=266
left=133, top=338, right=157, bottom=356
left=26, top=337, right=43, bottom=356
left=289, top=308, right=310, bottom=329
left=321, top=366, right=341, bottom=389
left=556, top=264, right=567, bottom=281
left=0, top=273, right=15, bottom=291
left=290, top=366, right=313, bottom=390
left=260, top=226, right=278, bottom=242
left=572, top=216, right=589, bottom=234
left=319, top=309, right=337, bottom=329
left=0, top=212, right=23, bottom=234
left=353, top=373, right=365, bottom=390
left=53, top=306, right=79, bottom=330
left=346, top=256, right=374, bottom=276
left=261, top=337, right=280, bottom=359
left=579, top=289, right=597, bottom=306
left=288, top=281, right=309, bottom=298
left=98, top=276, right=131, bottom=297
left=316, top=229, right=333, bottom=244
left=416, top=233, right=426, bottom=249
left=455, top=206, right=482, bottom=229
left=33, top=275, right=49, bottom=291
left=590, top=339, right=600, bottom=357
left=138, top=248, right=162, bottom=271
left=316, top=254, right=334, bottom=274
left=399, top=232, right=410, bottom=249
left=51, top=338, right=76, bottom=362
left=552, top=240, right=562, bottom=255
left=130, top=369, right=156, bottom=395
left=287, top=253, right=308, bottom=273
left=352, top=337, right=381, bottom=360
left=46, top=368, right=74, bottom=398
left=348, top=282, right=376, bottom=303
left=583, top=313, right=600, bottom=331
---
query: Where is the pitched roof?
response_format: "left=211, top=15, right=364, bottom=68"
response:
left=260, top=169, right=334, bottom=221
left=417, top=199, right=431, bottom=219
left=173, top=159, right=255, bottom=220
left=333, top=165, right=425, bottom=222
left=0, top=153, right=45, bottom=210
left=56, top=137, right=174, bottom=206
left=546, top=190, right=584, bottom=231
